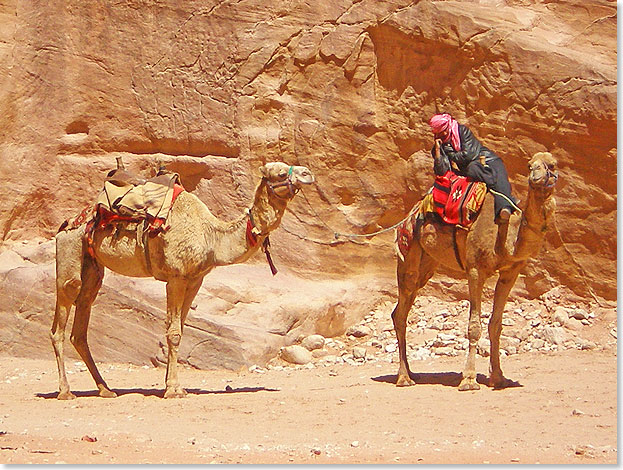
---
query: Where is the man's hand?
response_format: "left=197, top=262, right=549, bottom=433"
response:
left=433, top=139, right=442, bottom=159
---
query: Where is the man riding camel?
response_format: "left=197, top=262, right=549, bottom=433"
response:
left=429, top=113, right=517, bottom=223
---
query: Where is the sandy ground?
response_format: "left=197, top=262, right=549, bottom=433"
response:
left=0, top=348, right=617, bottom=464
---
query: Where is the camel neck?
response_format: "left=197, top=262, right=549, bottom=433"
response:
left=512, top=186, right=554, bottom=260
left=213, top=179, right=286, bottom=266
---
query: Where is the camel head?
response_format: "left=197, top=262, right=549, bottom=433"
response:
left=528, top=152, right=558, bottom=191
left=260, top=162, right=315, bottom=200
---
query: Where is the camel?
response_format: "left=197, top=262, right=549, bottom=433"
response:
left=391, top=151, right=558, bottom=390
left=51, top=162, right=314, bottom=399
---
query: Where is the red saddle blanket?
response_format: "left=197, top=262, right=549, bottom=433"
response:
left=432, top=171, right=487, bottom=227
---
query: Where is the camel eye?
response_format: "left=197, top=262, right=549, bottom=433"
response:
left=278, top=171, right=287, bottom=179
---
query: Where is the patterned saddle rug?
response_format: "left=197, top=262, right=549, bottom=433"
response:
left=396, top=171, right=487, bottom=260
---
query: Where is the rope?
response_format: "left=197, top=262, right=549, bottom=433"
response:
left=333, top=204, right=419, bottom=241
left=285, top=187, right=419, bottom=244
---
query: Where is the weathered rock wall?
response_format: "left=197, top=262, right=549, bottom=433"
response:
left=0, top=0, right=616, bottom=367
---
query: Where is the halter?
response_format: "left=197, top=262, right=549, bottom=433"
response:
left=266, top=166, right=298, bottom=199
left=543, top=167, right=558, bottom=188
left=530, top=165, right=558, bottom=190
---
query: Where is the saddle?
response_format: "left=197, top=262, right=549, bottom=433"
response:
left=432, top=170, right=487, bottom=227
left=96, top=168, right=184, bottom=222
left=58, top=164, right=186, bottom=257
left=396, top=171, right=487, bottom=261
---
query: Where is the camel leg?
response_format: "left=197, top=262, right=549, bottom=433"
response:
left=458, top=268, right=485, bottom=391
left=70, top=255, right=116, bottom=398
left=51, top=231, right=83, bottom=400
left=51, top=294, right=78, bottom=400
left=392, top=286, right=417, bottom=387
left=488, top=266, right=522, bottom=388
left=392, top=245, right=436, bottom=387
left=179, top=277, right=203, bottom=335
left=163, top=277, right=193, bottom=398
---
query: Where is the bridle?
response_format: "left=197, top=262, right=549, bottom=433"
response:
left=543, top=167, right=558, bottom=188
left=530, top=164, right=558, bottom=190
left=266, top=166, right=299, bottom=199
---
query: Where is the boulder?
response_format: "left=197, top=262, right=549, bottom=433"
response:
left=280, top=345, right=313, bottom=365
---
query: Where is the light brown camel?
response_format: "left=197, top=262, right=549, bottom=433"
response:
left=391, top=152, right=558, bottom=390
left=51, top=162, right=314, bottom=399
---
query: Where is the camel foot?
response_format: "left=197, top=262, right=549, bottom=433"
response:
left=396, top=374, right=416, bottom=387
left=458, top=377, right=480, bottom=391
left=489, top=375, right=516, bottom=389
left=98, top=388, right=117, bottom=398
left=163, top=386, right=187, bottom=399
left=57, top=390, right=76, bottom=400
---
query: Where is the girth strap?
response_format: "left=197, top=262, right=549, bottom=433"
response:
left=452, top=226, right=465, bottom=271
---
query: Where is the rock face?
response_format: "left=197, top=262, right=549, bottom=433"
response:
left=0, top=1, right=616, bottom=368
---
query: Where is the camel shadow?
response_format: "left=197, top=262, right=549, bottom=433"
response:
left=36, top=385, right=280, bottom=399
left=372, top=371, right=522, bottom=390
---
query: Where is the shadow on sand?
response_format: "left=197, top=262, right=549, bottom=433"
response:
left=372, top=371, right=522, bottom=390
left=36, top=385, right=280, bottom=400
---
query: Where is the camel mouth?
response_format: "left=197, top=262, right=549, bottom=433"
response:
left=291, top=167, right=315, bottom=187
left=528, top=153, right=558, bottom=189
left=530, top=168, right=558, bottom=189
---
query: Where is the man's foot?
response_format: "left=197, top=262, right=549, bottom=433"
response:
left=496, top=207, right=511, bottom=224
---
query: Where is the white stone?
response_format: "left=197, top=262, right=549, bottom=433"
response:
left=280, top=345, right=312, bottom=365
left=352, top=346, right=367, bottom=359
left=301, top=334, right=325, bottom=351
left=346, top=325, right=372, bottom=338
left=542, top=326, right=567, bottom=345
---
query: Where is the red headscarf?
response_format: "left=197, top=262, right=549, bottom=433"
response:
left=429, top=113, right=461, bottom=151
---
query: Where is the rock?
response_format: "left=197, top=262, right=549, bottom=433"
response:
left=552, top=307, right=569, bottom=325
left=500, top=336, right=521, bottom=350
left=345, top=325, right=372, bottom=338
left=542, top=326, right=568, bottom=345
left=477, top=338, right=490, bottom=357
left=301, top=334, right=325, bottom=351
left=433, top=333, right=456, bottom=347
left=570, top=309, right=590, bottom=321
left=503, top=345, right=517, bottom=355
left=352, top=347, right=367, bottom=360
left=505, top=327, right=531, bottom=342
left=280, top=345, right=312, bottom=365
left=322, top=355, right=339, bottom=364
left=312, top=349, right=329, bottom=358
left=385, top=343, right=397, bottom=353
left=411, top=347, right=431, bottom=361
left=531, top=339, right=546, bottom=350
left=565, top=318, right=583, bottom=331
left=433, top=346, right=456, bottom=356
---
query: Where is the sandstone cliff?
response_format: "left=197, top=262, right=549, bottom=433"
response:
left=0, top=0, right=616, bottom=368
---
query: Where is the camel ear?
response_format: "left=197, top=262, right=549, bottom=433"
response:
left=259, top=165, right=269, bottom=178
